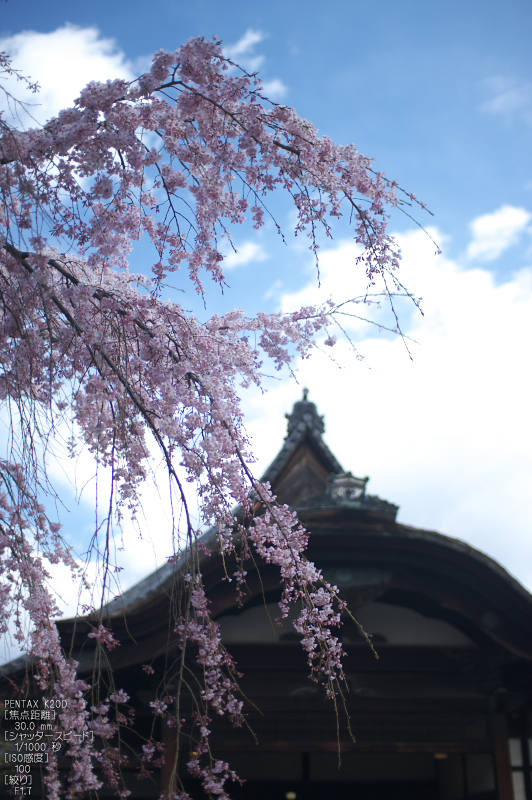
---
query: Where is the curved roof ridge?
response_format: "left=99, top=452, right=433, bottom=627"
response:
left=396, top=521, right=532, bottom=604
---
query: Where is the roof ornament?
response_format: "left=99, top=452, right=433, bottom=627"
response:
left=327, top=472, right=369, bottom=503
left=299, top=469, right=399, bottom=518
left=285, top=388, right=325, bottom=438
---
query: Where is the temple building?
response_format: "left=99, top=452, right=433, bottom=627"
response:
left=3, top=394, right=532, bottom=799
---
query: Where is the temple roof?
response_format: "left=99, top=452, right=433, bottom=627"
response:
left=3, top=393, right=532, bottom=679
left=263, top=390, right=398, bottom=518
left=58, top=395, right=532, bottom=636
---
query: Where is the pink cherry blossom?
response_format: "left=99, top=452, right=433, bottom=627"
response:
left=0, top=38, right=425, bottom=798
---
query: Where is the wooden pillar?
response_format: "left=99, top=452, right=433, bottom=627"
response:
left=491, top=713, right=514, bottom=800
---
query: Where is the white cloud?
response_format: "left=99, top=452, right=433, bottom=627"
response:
left=278, top=235, right=421, bottom=341
left=261, top=78, right=288, bottom=100
left=482, top=76, right=532, bottom=123
left=223, top=240, right=269, bottom=270
left=223, top=29, right=267, bottom=72
left=243, top=209, right=532, bottom=592
left=466, top=205, right=531, bottom=262
left=223, top=29, right=288, bottom=100
left=280, top=239, right=376, bottom=327
left=0, top=24, right=135, bottom=125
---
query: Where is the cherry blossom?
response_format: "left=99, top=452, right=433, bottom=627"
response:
left=0, top=37, right=424, bottom=798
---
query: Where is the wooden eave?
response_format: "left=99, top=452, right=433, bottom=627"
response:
left=51, top=503, right=532, bottom=674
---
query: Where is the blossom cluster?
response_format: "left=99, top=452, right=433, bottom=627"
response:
left=176, top=577, right=244, bottom=723
left=249, top=485, right=346, bottom=697
left=170, top=577, right=244, bottom=798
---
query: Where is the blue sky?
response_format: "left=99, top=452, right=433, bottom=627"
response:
left=1, top=0, right=532, bottom=639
